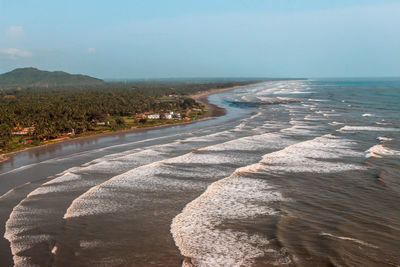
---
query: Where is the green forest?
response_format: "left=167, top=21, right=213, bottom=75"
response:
left=0, top=80, right=254, bottom=153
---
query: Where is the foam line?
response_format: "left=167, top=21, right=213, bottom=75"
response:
left=259, top=134, right=365, bottom=173
left=5, top=119, right=301, bottom=265
left=171, top=161, right=289, bottom=266
left=320, top=233, right=378, bottom=249
left=64, top=131, right=296, bottom=219
left=0, top=132, right=187, bottom=177
left=338, top=126, right=400, bottom=132
left=171, top=134, right=365, bottom=266
left=5, top=126, right=257, bottom=265
left=366, top=144, right=400, bottom=158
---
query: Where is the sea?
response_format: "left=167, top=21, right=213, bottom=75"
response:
left=0, top=79, right=399, bottom=266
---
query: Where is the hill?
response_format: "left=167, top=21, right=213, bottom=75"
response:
left=0, top=67, right=104, bottom=88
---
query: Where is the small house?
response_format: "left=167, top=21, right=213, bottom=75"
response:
left=148, top=114, right=160, bottom=119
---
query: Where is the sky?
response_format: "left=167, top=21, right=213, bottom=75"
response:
left=0, top=0, right=399, bottom=79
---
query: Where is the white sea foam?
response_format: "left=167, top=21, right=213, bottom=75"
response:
left=64, top=131, right=296, bottom=219
left=0, top=163, right=39, bottom=177
left=249, top=112, right=263, bottom=120
left=362, top=113, right=374, bottom=117
left=376, top=121, right=388, bottom=125
left=282, top=125, right=320, bottom=136
left=65, top=124, right=309, bottom=219
left=320, top=233, right=378, bottom=248
left=338, top=126, right=400, bottom=132
left=27, top=172, right=86, bottom=196
left=258, top=134, right=365, bottom=173
left=328, top=121, right=343, bottom=126
left=233, top=122, right=246, bottom=131
left=79, top=240, right=119, bottom=249
left=171, top=134, right=366, bottom=266
left=250, top=81, right=310, bottom=96
left=171, top=172, right=287, bottom=267
left=6, top=233, right=52, bottom=260
left=366, top=144, right=400, bottom=158
left=199, top=132, right=294, bottom=152
left=5, top=127, right=252, bottom=265
left=378, top=136, right=392, bottom=142
left=304, top=114, right=325, bottom=121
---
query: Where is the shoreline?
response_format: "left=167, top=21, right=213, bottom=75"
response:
left=0, top=83, right=255, bottom=163
left=191, top=85, right=247, bottom=117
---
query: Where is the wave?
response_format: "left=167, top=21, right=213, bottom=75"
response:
left=328, top=121, right=343, bottom=126
left=320, top=233, right=378, bottom=249
left=338, top=126, right=400, bottom=132
left=171, top=166, right=288, bottom=267
left=0, top=133, right=188, bottom=178
left=229, top=97, right=301, bottom=108
left=257, top=134, right=365, bottom=174
left=304, top=114, right=326, bottom=121
left=54, top=131, right=304, bottom=265
left=171, top=134, right=366, bottom=266
left=366, top=144, right=400, bottom=158
left=64, top=131, right=296, bottom=219
left=362, top=113, right=374, bottom=117
left=377, top=136, right=392, bottom=142
left=4, top=121, right=300, bottom=264
left=4, top=126, right=256, bottom=265
left=0, top=163, right=39, bottom=177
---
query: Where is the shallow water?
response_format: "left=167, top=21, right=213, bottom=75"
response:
left=1, top=79, right=399, bottom=266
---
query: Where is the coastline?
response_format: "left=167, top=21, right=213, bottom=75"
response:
left=0, top=83, right=255, bottom=163
left=191, top=85, right=245, bottom=117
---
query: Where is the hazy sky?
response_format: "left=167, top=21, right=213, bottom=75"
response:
left=1, top=0, right=399, bottom=78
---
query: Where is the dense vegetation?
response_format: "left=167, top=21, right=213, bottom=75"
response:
left=0, top=67, right=104, bottom=88
left=0, top=80, right=256, bottom=152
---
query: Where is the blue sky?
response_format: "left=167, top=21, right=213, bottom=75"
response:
left=0, top=0, right=399, bottom=78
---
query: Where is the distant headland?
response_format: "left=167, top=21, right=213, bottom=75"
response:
left=0, top=67, right=104, bottom=88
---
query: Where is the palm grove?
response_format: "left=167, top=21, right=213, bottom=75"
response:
left=0, top=81, right=251, bottom=151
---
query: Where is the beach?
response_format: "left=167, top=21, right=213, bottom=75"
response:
left=1, top=80, right=399, bottom=266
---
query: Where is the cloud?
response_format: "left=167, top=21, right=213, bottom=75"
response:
left=87, top=47, right=96, bottom=54
left=6, top=26, right=24, bottom=38
left=0, top=48, right=33, bottom=59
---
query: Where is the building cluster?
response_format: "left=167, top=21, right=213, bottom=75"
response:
left=135, top=111, right=183, bottom=121
left=11, top=126, right=35, bottom=136
left=11, top=126, right=75, bottom=146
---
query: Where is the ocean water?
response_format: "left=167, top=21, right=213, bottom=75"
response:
left=0, top=79, right=399, bottom=266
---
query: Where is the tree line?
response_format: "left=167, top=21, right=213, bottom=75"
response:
left=0, top=81, right=256, bottom=149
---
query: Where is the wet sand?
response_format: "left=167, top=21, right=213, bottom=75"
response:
left=0, top=155, right=9, bottom=164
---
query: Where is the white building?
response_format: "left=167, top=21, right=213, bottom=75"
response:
left=147, top=114, right=160, bottom=119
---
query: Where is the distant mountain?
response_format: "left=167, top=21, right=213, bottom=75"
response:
left=0, top=67, right=104, bottom=88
